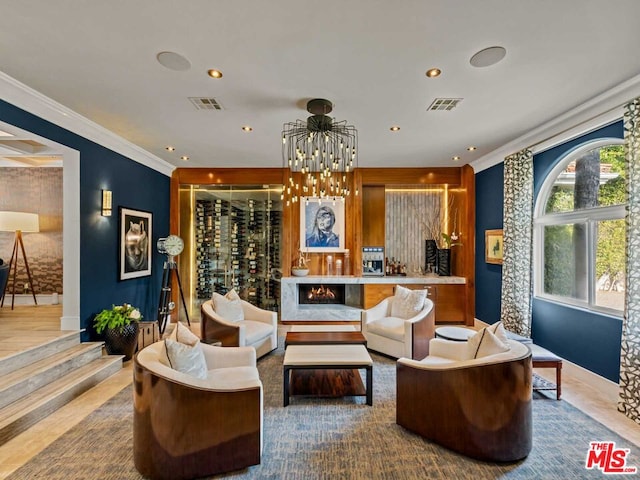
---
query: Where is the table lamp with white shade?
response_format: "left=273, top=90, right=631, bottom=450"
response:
left=0, top=211, right=39, bottom=309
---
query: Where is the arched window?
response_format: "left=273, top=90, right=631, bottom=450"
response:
left=534, top=138, right=626, bottom=316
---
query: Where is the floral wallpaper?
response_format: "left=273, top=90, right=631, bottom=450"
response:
left=500, top=149, right=533, bottom=336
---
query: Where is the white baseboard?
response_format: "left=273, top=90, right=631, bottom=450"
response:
left=3, top=293, right=63, bottom=306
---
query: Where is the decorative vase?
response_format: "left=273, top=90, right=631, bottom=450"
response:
left=291, top=267, right=309, bottom=277
left=104, top=322, right=140, bottom=361
left=425, top=239, right=438, bottom=273
left=437, top=248, right=451, bottom=276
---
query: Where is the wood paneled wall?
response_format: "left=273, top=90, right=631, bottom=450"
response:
left=170, top=165, right=475, bottom=322
left=362, top=186, right=385, bottom=247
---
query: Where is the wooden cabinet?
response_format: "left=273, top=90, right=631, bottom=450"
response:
left=363, top=284, right=395, bottom=309
left=363, top=283, right=467, bottom=324
left=429, top=284, right=466, bottom=324
left=138, top=321, right=160, bottom=350
left=362, top=186, right=385, bottom=247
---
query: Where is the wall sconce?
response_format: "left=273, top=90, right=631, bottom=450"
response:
left=102, top=189, right=113, bottom=216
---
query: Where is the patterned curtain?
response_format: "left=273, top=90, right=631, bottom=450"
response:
left=619, top=97, right=640, bottom=424
left=500, top=149, right=534, bottom=336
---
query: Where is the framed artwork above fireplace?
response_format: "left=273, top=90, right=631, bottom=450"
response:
left=300, top=197, right=345, bottom=252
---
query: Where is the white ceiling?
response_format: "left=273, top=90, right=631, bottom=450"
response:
left=1, top=0, right=640, bottom=170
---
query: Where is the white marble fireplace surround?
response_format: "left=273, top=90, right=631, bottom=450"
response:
left=281, top=275, right=466, bottom=322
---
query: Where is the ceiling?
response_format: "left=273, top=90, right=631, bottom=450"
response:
left=1, top=0, right=640, bottom=170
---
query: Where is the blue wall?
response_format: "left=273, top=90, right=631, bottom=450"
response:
left=0, top=100, right=170, bottom=341
left=475, top=162, right=504, bottom=323
left=475, top=120, right=624, bottom=381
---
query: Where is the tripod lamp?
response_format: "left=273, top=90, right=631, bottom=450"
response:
left=0, top=211, right=40, bottom=309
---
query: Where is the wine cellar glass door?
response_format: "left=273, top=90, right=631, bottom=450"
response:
left=181, top=185, right=282, bottom=320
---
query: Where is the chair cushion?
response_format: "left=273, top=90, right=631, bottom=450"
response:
left=390, top=285, right=426, bottom=320
left=212, top=290, right=244, bottom=322
left=366, top=316, right=405, bottom=341
left=505, top=330, right=533, bottom=344
left=206, top=365, right=260, bottom=387
left=467, top=327, right=510, bottom=359
left=241, top=320, right=275, bottom=345
left=164, top=338, right=208, bottom=379
left=530, top=344, right=562, bottom=361
left=419, top=355, right=456, bottom=366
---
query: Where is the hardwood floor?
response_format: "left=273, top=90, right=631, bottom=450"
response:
left=0, top=305, right=638, bottom=479
left=0, top=305, right=71, bottom=360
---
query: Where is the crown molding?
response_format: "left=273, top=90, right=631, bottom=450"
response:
left=470, top=73, right=640, bottom=173
left=0, top=71, right=175, bottom=177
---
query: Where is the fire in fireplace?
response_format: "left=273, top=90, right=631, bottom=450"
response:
left=298, top=284, right=346, bottom=305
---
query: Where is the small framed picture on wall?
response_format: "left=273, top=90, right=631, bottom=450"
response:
left=300, top=197, right=345, bottom=252
left=485, top=229, right=504, bottom=265
left=119, top=207, right=152, bottom=280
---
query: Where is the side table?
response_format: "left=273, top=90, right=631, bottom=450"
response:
left=138, top=321, right=160, bottom=349
left=435, top=326, right=475, bottom=342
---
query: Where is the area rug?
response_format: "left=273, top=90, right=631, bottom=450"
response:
left=8, top=341, right=639, bottom=480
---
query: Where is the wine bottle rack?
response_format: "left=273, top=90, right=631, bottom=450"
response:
left=193, top=192, right=282, bottom=312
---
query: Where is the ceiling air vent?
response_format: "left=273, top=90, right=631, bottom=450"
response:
left=189, top=97, right=224, bottom=110
left=428, top=98, right=462, bottom=111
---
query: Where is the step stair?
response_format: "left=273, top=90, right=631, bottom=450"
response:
left=0, top=331, right=123, bottom=446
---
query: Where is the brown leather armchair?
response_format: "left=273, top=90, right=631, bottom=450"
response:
left=396, top=339, right=532, bottom=462
left=133, top=341, right=263, bottom=480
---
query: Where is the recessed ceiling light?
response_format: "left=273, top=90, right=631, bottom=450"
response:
left=467, top=146, right=477, bottom=151
left=242, top=126, right=253, bottom=132
left=156, top=51, right=191, bottom=71
left=425, top=68, right=441, bottom=78
left=470, top=46, right=507, bottom=68
left=390, top=126, right=400, bottom=132
left=452, top=156, right=461, bottom=161
left=166, top=146, right=175, bottom=152
left=181, top=155, right=189, bottom=161
left=207, top=69, right=223, bottom=79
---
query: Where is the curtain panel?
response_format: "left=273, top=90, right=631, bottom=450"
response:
left=619, top=97, right=640, bottom=424
left=500, top=149, right=534, bottom=337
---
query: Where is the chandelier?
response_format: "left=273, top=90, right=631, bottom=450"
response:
left=281, top=98, right=358, bottom=205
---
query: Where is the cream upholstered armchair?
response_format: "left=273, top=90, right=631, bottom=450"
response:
left=201, top=290, right=277, bottom=359
left=396, top=325, right=533, bottom=462
left=361, top=286, right=435, bottom=360
left=133, top=325, right=263, bottom=480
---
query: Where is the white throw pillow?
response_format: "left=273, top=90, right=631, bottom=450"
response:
left=173, top=320, right=200, bottom=346
left=225, top=288, right=240, bottom=301
left=159, top=321, right=200, bottom=367
left=390, top=285, right=426, bottom=320
left=212, top=290, right=245, bottom=322
left=487, top=321, right=510, bottom=346
left=467, top=327, right=510, bottom=359
left=164, top=339, right=208, bottom=379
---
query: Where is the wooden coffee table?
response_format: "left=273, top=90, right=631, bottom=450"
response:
left=283, top=344, right=373, bottom=406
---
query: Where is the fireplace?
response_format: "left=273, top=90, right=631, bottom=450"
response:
left=298, top=284, right=346, bottom=305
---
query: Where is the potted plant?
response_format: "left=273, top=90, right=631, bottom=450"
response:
left=94, top=303, right=142, bottom=360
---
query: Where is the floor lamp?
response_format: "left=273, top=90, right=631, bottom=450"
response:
left=0, top=211, right=40, bottom=309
